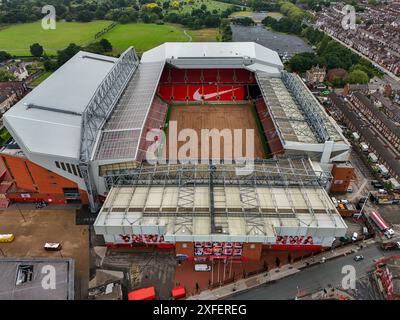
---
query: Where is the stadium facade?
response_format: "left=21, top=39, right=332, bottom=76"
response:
left=0, top=43, right=349, bottom=257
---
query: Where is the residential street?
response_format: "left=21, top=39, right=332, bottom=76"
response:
left=228, top=244, right=391, bottom=300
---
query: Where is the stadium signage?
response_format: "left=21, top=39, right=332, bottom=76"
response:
left=275, top=235, right=314, bottom=245
left=119, top=234, right=165, bottom=244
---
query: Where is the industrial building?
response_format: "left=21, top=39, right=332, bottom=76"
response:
left=0, top=42, right=349, bottom=255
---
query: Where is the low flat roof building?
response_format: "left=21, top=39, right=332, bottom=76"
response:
left=0, top=258, right=74, bottom=300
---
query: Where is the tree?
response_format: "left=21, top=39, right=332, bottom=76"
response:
left=0, top=69, right=15, bottom=82
left=344, top=70, right=369, bottom=84
left=84, top=42, right=105, bottom=54
left=99, top=39, right=113, bottom=52
left=0, top=51, right=12, bottom=62
left=76, top=10, right=94, bottom=22
left=57, top=43, right=82, bottom=66
left=30, top=43, right=43, bottom=57
left=287, top=52, right=317, bottom=73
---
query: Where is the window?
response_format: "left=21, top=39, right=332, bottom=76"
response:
left=55, top=161, right=60, bottom=169
left=16, top=265, right=33, bottom=285
left=60, top=162, right=66, bottom=171
left=65, top=163, right=72, bottom=174
left=76, top=166, right=82, bottom=178
left=71, top=164, right=78, bottom=176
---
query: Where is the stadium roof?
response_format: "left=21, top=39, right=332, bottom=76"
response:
left=141, top=42, right=283, bottom=74
left=94, top=184, right=346, bottom=242
left=3, top=51, right=117, bottom=159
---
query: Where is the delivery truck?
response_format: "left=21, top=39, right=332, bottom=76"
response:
left=369, top=210, right=395, bottom=239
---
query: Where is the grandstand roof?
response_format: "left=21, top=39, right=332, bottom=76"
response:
left=94, top=184, right=347, bottom=242
left=3, top=51, right=117, bottom=159
left=141, top=42, right=283, bottom=74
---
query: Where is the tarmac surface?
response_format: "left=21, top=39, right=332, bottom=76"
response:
left=228, top=243, right=391, bottom=300
left=0, top=205, right=89, bottom=299
left=232, top=25, right=313, bottom=58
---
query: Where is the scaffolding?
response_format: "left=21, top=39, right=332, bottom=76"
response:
left=281, top=71, right=331, bottom=142
left=98, top=157, right=333, bottom=235
left=103, top=157, right=331, bottom=190
left=79, top=47, right=139, bottom=212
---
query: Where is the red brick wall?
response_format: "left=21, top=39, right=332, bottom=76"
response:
left=0, top=154, right=88, bottom=204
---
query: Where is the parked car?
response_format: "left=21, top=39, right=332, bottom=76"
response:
left=0, top=234, right=14, bottom=243
left=44, top=242, right=62, bottom=251
left=351, top=232, right=358, bottom=241
left=347, top=186, right=353, bottom=193
left=354, top=255, right=364, bottom=262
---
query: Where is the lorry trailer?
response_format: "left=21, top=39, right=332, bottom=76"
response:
left=369, top=211, right=395, bottom=239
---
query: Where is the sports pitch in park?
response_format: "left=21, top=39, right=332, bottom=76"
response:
left=0, top=21, right=217, bottom=56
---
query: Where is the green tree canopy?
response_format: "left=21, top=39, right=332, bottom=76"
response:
left=57, top=43, right=82, bottom=67
left=344, top=70, right=369, bottom=84
left=30, top=43, right=43, bottom=57
left=0, top=69, right=16, bottom=82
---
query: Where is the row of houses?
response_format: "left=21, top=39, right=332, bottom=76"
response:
left=314, top=2, right=400, bottom=76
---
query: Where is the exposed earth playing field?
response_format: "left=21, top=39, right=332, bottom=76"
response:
left=166, top=104, right=266, bottom=160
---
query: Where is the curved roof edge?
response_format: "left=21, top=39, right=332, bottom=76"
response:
left=141, top=42, right=283, bottom=73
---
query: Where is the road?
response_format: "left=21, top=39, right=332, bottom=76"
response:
left=228, top=244, right=390, bottom=300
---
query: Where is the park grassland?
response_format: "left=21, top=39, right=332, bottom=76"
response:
left=104, top=23, right=218, bottom=54
left=0, top=21, right=218, bottom=56
left=0, top=21, right=112, bottom=56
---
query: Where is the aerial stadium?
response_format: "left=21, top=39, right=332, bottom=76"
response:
left=0, top=42, right=349, bottom=260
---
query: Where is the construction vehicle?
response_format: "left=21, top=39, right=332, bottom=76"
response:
left=369, top=210, right=395, bottom=239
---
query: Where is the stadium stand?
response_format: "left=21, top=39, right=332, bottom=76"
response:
left=255, top=98, right=285, bottom=155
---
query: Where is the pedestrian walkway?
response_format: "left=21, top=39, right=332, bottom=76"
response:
left=187, top=238, right=376, bottom=300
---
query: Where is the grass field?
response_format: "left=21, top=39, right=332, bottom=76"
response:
left=0, top=21, right=217, bottom=56
left=0, top=21, right=112, bottom=56
left=162, top=0, right=234, bottom=14
left=29, top=71, right=53, bottom=86
left=104, top=23, right=217, bottom=54
left=267, top=12, right=284, bottom=20
left=229, top=10, right=252, bottom=18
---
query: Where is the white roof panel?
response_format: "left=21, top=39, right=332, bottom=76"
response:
left=141, top=42, right=283, bottom=72
left=4, top=51, right=117, bottom=159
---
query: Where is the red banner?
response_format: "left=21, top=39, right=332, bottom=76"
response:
left=158, top=85, right=245, bottom=102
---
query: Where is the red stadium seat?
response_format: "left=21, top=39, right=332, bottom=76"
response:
left=186, top=69, right=202, bottom=83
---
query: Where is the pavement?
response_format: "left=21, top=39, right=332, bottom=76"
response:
left=187, top=238, right=377, bottom=300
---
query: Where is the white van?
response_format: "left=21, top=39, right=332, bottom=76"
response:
left=194, top=264, right=211, bottom=272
